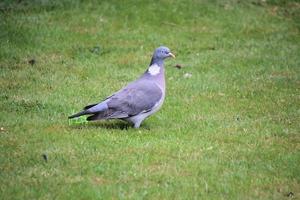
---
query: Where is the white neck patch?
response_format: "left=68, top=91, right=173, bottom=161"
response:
left=148, top=64, right=160, bottom=76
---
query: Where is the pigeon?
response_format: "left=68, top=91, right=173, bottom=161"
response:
left=68, top=46, right=175, bottom=128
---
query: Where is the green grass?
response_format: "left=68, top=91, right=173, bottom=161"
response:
left=1, top=0, right=299, bottom=199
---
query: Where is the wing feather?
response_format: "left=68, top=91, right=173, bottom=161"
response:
left=107, top=81, right=162, bottom=117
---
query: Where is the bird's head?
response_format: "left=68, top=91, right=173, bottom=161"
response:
left=152, top=46, right=175, bottom=60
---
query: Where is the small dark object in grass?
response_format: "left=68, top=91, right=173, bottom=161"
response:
left=28, top=59, right=36, bottom=65
left=174, top=64, right=182, bottom=69
left=251, top=1, right=264, bottom=6
left=286, top=192, right=294, bottom=197
left=90, top=46, right=101, bottom=54
left=42, top=154, right=48, bottom=162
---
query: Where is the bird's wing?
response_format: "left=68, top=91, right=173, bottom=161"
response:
left=106, top=80, right=163, bottom=118
left=73, top=80, right=163, bottom=120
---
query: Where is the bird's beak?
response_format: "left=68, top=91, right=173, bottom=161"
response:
left=168, top=52, right=176, bottom=58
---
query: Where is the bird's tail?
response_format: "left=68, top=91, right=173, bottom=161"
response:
left=69, top=101, right=109, bottom=119
left=68, top=110, right=88, bottom=119
left=86, top=114, right=100, bottom=121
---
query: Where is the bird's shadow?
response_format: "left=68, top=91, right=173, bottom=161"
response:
left=69, top=120, right=150, bottom=130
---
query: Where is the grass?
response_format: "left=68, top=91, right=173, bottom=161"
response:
left=0, top=0, right=299, bottom=199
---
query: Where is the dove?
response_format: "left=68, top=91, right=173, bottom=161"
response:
left=69, top=46, right=175, bottom=128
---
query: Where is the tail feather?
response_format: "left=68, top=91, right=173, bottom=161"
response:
left=86, top=110, right=128, bottom=121
left=86, top=114, right=101, bottom=121
left=86, top=110, right=110, bottom=121
left=69, top=102, right=108, bottom=119
left=68, top=110, right=88, bottom=119
left=69, top=101, right=119, bottom=120
left=83, top=103, right=97, bottom=110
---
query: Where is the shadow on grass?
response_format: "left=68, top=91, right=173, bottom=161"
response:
left=69, top=120, right=151, bottom=131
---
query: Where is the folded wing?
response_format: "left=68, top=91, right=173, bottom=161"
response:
left=87, top=81, right=163, bottom=121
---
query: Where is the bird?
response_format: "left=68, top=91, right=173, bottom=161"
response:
left=68, top=46, right=175, bottom=128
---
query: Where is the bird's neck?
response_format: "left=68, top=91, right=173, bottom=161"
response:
left=142, top=59, right=165, bottom=90
left=149, top=57, right=164, bottom=66
left=146, top=60, right=164, bottom=76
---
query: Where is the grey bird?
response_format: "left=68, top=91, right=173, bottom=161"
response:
left=68, top=46, right=175, bottom=128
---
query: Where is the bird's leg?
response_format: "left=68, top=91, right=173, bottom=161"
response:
left=133, top=121, right=142, bottom=128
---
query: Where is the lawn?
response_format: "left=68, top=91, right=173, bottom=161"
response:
left=0, top=0, right=299, bottom=199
